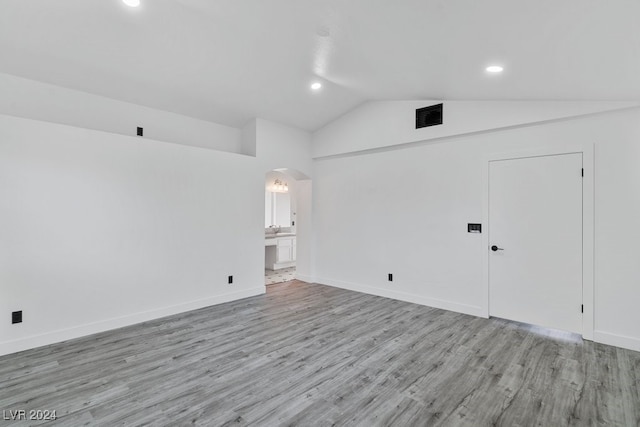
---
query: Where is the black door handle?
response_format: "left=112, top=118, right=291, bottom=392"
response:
left=491, top=245, right=504, bottom=252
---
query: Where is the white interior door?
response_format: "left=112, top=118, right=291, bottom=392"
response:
left=489, top=153, right=583, bottom=334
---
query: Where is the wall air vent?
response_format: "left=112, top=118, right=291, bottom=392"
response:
left=416, top=103, right=443, bottom=129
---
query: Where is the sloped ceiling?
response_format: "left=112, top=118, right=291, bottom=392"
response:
left=1, top=0, right=639, bottom=131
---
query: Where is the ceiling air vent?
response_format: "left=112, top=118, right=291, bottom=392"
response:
left=416, top=103, right=443, bottom=129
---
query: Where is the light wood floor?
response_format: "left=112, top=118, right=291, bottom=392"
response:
left=1, top=280, right=639, bottom=426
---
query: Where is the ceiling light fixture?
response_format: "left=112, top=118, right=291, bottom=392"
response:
left=310, top=82, right=322, bottom=91
left=486, top=65, right=504, bottom=73
left=269, top=179, right=289, bottom=193
left=122, top=0, right=140, bottom=7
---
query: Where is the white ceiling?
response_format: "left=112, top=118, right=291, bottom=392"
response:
left=1, top=0, right=639, bottom=131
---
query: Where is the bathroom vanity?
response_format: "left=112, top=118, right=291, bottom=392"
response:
left=265, top=234, right=296, bottom=270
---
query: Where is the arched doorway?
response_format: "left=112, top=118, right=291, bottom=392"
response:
left=263, top=168, right=311, bottom=285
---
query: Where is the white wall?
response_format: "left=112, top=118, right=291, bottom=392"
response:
left=241, top=119, right=257, bottom=156
left=312, top=100, right=640, bottom=158
left=0, top=77, right=314, bottom=356
left=0, top=114, right=264, bottom=356
left=295, top=180, right=314, bottom=283
left=312, top=107, right=640, bottom=352
left=255, top=118, right=314, bottom=281
left=0, top=73, right=242, bottom=153
left=256, top=118, right=313, bottom=178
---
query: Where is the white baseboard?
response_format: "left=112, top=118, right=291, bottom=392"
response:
left=294, top=274, right=315, bottom=283
left=316, top=277, right=484, bottom=317
left=0, top=287, right=265, bottom=357
left=594, top=330, right=640, bottom=352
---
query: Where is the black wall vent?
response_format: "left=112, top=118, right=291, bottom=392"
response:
left=416, top=103, right=443, bottom=129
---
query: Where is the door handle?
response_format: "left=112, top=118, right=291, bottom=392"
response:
left=491, top=245, right=504, bottom=252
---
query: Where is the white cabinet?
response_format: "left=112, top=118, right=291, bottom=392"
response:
left=276, top=237, right=294, bottom=263
left=265, top=235, right=296, bottom=270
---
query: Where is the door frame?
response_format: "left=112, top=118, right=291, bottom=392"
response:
left=481, top=144, right=594, bottom=340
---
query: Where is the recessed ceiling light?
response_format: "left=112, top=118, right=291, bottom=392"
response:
left=486, top=65, right=504, bottom=73
left=310, top=82, right=322, bottom=91
left=122, top=0, right=140, bottom=7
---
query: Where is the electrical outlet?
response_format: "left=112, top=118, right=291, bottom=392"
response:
left=388, top=273, right=393, bottom=282
left=228, top=275, right=233, bottom=284
left=12, top=311, right=22, bottom=324
left=137, top=126, right=143, bottom=136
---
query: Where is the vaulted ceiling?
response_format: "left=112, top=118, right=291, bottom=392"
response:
left=1, top=0, right=639, bottom=131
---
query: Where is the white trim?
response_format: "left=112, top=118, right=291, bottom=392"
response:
left=481, top=143, right=595, bottom=340
left=316, top=277, right=485, bottom=317
left=582, top=147, right=595, bottom=341
left=594, top=330, right=640, bottom=352
left=294, top=274, right=315, bottom=283
left=0, top=287, right=265, bottom=357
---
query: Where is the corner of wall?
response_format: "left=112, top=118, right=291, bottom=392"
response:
left=241, top=119, right=257, bottom=156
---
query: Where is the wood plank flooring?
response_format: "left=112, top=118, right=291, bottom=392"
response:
left=1, top=280, right=639, bottom=426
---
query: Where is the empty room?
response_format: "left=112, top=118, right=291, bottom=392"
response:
left=1, top=0, right=639, bottom=425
